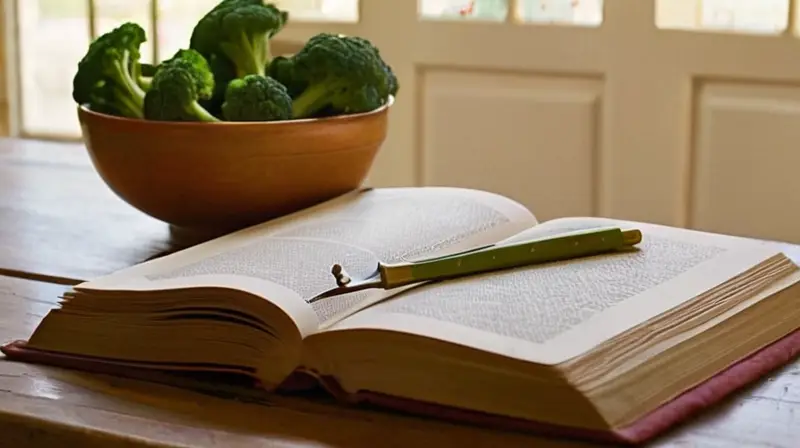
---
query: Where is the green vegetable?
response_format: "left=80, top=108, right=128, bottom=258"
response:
left=381, top=60, right=399, bottom=98
left=139, top=62, right=158, bottom=77
left=189, top=0, right=289, bottom=79
left=221, top=75, right=293, bottom=122
left=143, top=49, right=220, bottom=122
left=198, top=54, right=238, bottom=118
left=137, top=62, right=158, bottom=90
left=267, top=56, right=306, bottom=98
left=71, top=2, right=401, bottom=123
left=72, top=22, right=149, bottom=118
left=289, top=33, right=396, bottom=119
left=349, top=35, right=399, bottom=97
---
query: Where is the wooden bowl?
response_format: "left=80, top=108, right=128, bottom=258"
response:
left=77, top=99, right=392, bottom=233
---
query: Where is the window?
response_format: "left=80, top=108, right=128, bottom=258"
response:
left=419, top=0, right=510, bottom=21
left=656, top=0, right=791, bottom=35
left=418, top=0, right=603, bottom=25
left=418, top=0, right=788, bottom=28
left=5, top=0, right=357, bottom=140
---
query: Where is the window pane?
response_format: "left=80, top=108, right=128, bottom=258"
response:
left=17, top=0, right=90, bottom=137
left=419, top=0, right=509, bottom=21
left=273, top=0, right=358, bottom=22
left=156, top=0, right=221, bottom=62
left=516, top=0, right=603, bottom=26
left=94, top=0, right=155, bottom=64
left=656, top=0, right=789, bottom=35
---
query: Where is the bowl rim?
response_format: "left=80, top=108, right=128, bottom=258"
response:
left=78, top=95, right=395, bottom=128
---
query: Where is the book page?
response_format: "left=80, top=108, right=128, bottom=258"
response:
left=78, top=187, right=536, bottom=330
left=322, top=217, right=788, bottom=364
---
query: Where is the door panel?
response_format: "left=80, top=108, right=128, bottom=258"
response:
left=420, top=69, right=600, bottom=221
left=691, top=82, right=800, bottom=243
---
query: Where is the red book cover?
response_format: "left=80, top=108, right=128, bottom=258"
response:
left=4, top=328, right=800, bottom=446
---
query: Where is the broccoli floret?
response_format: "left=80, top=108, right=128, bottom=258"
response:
left=381, top=60, right=399, bottom=97
left=289, top=33, right=396, bottom=119
left=350, top=34, right=399, bottom=97
left=143, top=49, right=220, bottom=122
left=221, top=75, right=292, bottom=122
left=72, top=22, right=149, bottom=118
left=267, top=55, right=307, bottom=98
left=336, top=85, right=383, bottom=114
left=190, top=0, right=289, bottom=79
left=139, top=62, right=158, bottom=77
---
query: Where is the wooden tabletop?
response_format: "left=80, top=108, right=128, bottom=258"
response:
left=0, top=137, right=799, bottom=447
left=0, top=138, right=205, bottom=284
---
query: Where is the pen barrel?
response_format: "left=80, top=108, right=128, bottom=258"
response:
left=378, top=227, right=638, bottom=289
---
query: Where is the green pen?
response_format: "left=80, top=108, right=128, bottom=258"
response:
left=306, top=227, right=642, bottom=303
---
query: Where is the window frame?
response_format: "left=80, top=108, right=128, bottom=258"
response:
left=1, top=0, right=17, bottom=137
left=2, top=0, right=162, bottom=142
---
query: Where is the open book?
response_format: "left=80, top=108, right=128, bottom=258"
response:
left=4, top=187, right=800, bottom=445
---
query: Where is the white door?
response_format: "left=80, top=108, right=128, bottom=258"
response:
left=8, top=0, right=800, bottom=243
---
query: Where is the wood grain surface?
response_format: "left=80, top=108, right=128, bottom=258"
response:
left=0, top=138, right=202, bottom=284
left=2, top=137, right=800, bottom=447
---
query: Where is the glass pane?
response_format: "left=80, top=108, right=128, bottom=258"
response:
left=516, top=0, right=603, bottom=26
left=94, top=0, right=155, bottom=64
left=419, top=0, right=509, bottom=21
left=272, top=0, right=358, bottom=22
left=656, top=0, right=789, bottom=35
left=17, top=0, right=90, bottom=137
left=156, top=0, right=221, bottom=62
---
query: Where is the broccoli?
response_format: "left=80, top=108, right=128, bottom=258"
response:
left=135, top=62, right=158, bottom=90
left=339, top=85, right=383, bottom=114
left=198, top=54, right=238, bottom=118
left=139, top=62, right=158, bottom=77
left=381, top=60, right=399, bottom=98
left=350, top=34, right=399, bottom=97
left=143, top=49, right=220, bottom=122
left=266, top=55, right=306, bottom=98
left=189, top=0, right=289, bottom=79
left=289, top=33, right=396, bottom=119
left=72, top=22, right=149, bottom=118
left=221, top=75, right=292, bottom=122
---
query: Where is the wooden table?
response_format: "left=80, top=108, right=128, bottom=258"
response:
left=1, top=137, right=798, bottom=447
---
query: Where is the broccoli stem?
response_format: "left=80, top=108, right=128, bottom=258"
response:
left=188, top=101, right=221, bottom=122
left=130, top=62, right=152, bottom=91
left=138, top=76, right=152, bottom=91
left=255, top=35, right=271, bottom=72
left=121, top=50, right=147, bottom=98
left=112, top=86, right=145, bottom=118
left=109, top=50, right=146, bottom=117
left=219, top=32, right=267, bottom=78
left=291, top=80, right=345, bottom=118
